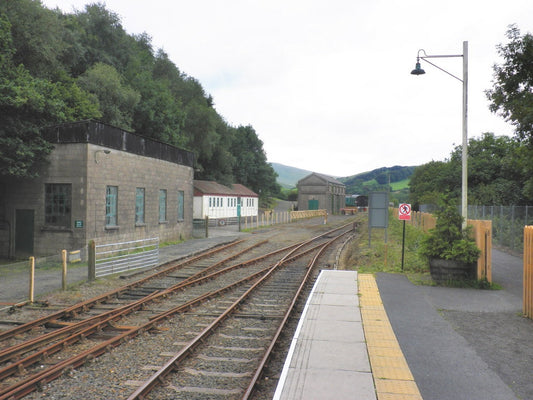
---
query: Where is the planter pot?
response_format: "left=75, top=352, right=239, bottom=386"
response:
left=429, top=258, right=476, bottom=283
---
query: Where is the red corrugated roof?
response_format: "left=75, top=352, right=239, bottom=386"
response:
left=231, top=184, right=258, bottom=197
left=193, top=180, right=258, bottom=197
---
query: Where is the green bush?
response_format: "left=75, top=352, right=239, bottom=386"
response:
left=419, top=195, right=480, bottom=265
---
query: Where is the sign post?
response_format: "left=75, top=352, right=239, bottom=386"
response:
left=368, top=192, right=389, bottom=265
left=398, top=204, right=412, bottom=271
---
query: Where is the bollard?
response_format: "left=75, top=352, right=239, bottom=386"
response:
left=29, top=256, right=35, bottom=303
left=62, top=249, right=67, bottom=291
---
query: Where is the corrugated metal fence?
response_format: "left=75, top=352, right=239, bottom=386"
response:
left=90, top=237, right=159, bottom=279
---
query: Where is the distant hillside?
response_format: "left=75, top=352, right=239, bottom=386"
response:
left=270, top=163, right=313, bottom=188
left=339, top=166, right=415, bottom=195
left=271, top=163, right=415, bottom=193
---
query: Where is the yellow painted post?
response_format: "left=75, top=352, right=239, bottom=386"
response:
left=525, top=227, right=529, bottom=317
left=29, top=257, right=35, bottom=303
left=524, top=226, right=533, bottom=318
left=62, top=249, right=67, bottom=291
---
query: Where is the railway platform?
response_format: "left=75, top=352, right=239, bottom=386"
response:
left=273, top=270, right=422, bottom=400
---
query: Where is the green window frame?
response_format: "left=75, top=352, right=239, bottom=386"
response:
left=177, top=190, right=184, bottom=221
left=159, top=189, right=167, bottom=222
left=45, top=183, right=72, bottom=227
left=135, top=187, right=145, bottom=224
left=106, top=186, right=118, bottom=226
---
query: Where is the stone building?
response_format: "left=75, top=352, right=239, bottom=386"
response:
left=297, top=173, right=346, bottom=215
left=0, top=121, right=195, bottom=258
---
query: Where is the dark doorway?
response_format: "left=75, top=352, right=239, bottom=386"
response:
left=15, top=209, right=34, bottom=257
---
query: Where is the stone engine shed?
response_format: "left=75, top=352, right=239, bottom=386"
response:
left=297, top=173, right=346, bottom=215
left=0, top=120, right=195, bottom=259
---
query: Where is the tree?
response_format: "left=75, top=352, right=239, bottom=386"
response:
left=450, top=133, right=525, bottom=204
left=71, top=4, right=133, bottom=75
left=78, top=62, right=140, bottom=130
left=0, top=12, right=99, bottom=178
left=0, top=0, right=68, bottom=80
left=487, top=25, right=533, bottom=143
left=231, top=125, right=280, bottom=199
left=1, top=0, right=280, bottom=199
left=408, top=161, right=459, bottom=209
left=409, top=133, right=529, bottom=207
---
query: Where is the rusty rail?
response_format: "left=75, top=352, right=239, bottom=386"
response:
left=1, top=225, right=351, bottom=399
left=0, top=240, right=245, bottom=342
left=242, top=229, right=351, bottom=399
left=127, top=224, right=351, bottom=399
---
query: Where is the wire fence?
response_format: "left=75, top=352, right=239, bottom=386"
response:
left=192, top=210, right=327, bottom=238
left=419, top=204, right=533, bottom=254
left=467, top=205, right=533, bottom=253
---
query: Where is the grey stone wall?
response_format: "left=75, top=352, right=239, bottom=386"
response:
left=1, top=142, right=193, bottom=258
left=86, top=144, right=193, bottom=247
left=297, top=174, right=346, bottom=215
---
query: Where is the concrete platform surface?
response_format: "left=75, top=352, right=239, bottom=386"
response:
left=274, top=270, right=376, bottom=400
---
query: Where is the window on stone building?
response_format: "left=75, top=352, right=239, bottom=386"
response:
left=177, top=190, right=184, bottom=221
left=159, top=189, right=167, bottom=222
left=135, top=188, right=145, bottom=224
left=45, top=183, right=71, bottom=227
left=106, top=186, right=118, bottom=226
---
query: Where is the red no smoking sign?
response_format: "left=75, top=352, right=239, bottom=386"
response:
left=399, top=203, right=411, bottom=220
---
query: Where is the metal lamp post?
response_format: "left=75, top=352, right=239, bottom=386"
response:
left=411, top=41, right=468, bottom=229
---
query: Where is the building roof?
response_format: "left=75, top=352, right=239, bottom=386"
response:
left=231, top=184, right=259, bottom=197
left=194, top=180, right=234, bottom=196
left=193, top=180, right=258, bottom=197
left=298, top=172, right=345, bottom=186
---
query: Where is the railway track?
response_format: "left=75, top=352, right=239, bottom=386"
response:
left=0, top=219, right=357, bottom=399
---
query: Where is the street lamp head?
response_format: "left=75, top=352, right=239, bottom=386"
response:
left=411, top=60, right=425, bottom=75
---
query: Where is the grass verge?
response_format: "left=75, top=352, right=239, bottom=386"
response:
left=342, top=212, right=499, bottom=289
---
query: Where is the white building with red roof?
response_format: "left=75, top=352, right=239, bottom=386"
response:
left=193, top=180, right=259, bottom=221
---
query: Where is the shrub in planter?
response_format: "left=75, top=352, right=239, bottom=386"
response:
left=419, top=195, right=480, bottom=282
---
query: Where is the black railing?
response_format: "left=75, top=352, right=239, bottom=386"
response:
left=43, top=120, right=194, bottom=167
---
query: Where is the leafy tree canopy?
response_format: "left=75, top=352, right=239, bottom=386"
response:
left=0, top=1, right=280, bottom=199
left=0, top=10, right=100, bottom=177
left=409, top=133, right=529, bottom=208
left=487, top=25, right=533, bottom=144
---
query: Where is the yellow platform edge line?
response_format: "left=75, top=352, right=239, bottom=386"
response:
left=358, top=273, right=424, bottom=400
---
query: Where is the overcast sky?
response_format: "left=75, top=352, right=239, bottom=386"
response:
left=42, top=0, right=532, bottom=177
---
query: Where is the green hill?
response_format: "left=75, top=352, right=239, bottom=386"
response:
left=271, top=163, right=415, bottom=194
left=339, top=166, right=415, bottom=195
left=270, top=163, right=313, bottom=188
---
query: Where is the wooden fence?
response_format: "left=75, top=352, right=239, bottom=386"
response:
left=408, top=211, right=492, bottom=282
left=524, top=226, right=533, bottom=319
left=289, top=209, right=327, bottom=220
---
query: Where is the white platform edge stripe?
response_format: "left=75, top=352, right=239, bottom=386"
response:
left=272, top=269, right=326, bottom=400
